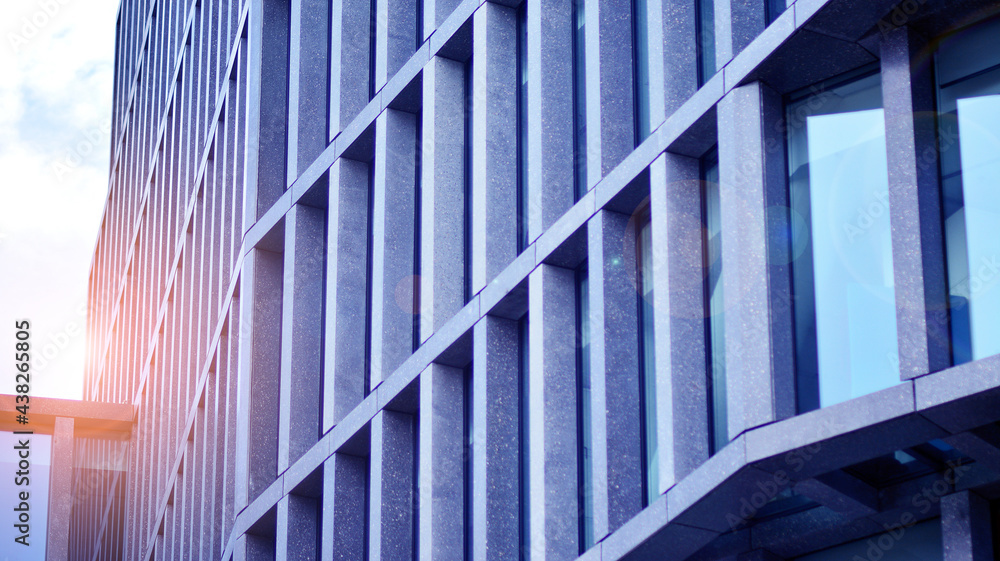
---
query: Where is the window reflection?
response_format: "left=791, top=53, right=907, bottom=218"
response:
left=696, top=0, right=715, bottom=86
left=576, top=266, right=593, bottom=551
left=788, top=68, right=900, bottom=412
left=936, top=16, right=1000, bottom=364
left=703, top=150, right=727, bottom=453
left=637, top=215, right=657, bottom=503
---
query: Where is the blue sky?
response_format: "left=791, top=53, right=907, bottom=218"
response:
left=0, top=0, right=119, bottom=401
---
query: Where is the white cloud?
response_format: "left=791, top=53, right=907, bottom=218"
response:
left=0, top=0, right=118, bottom=401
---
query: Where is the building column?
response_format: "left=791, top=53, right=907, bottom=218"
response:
left=714, top=0, right=765, bottom=70
left=370, top=109, right=418, bottom=388
left=321, top=454, right=367, bottom=561
left=660, top=0, right=698, bottom=116
left=329, top=0, right=373, bottom=137
left=369, top=410, right=417, bottom=561
left=323, top=159, right=371, bottom=431
left=374, top=0, right=418, bottom=91
left=245, top=0, right=291, bottom=225
left=880, top=25, right=950, bottom=379
left=287, top=0, right=330, bottom=183
left=420, top=56, right=467, bottom=342
left=46, top=418, right=75, bottom=561
left=417, top=363, right=465, bottom=561
left=586, top=210, right=643, bottom=539
left=584, top=0, right=636, bottom=188
left=528, top=265, right=579, bottom=561
left=471, top=2, right=518, bottom=294
left=941, top=491, right=993, bottom=561
left=472, top=316, right=521, bottom=561
left=526, top=0, right=575, bottom=242
left=648, top=152, right=710, bottom=488
left=279, top=204, right=324, bottom=470
left=276, top=493, right=319, bottom=561
left=717, top=81, right=795, bottom=440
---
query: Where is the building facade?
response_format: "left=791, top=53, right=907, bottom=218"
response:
left=74, top=0, right=1000, bottom=559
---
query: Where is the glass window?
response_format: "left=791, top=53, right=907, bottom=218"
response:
left=637, top=214, right=657, bottom=504
left=633, top=0, right=650, bottom=143
left=703, top=149, right=727, bottom=453
left=577, top=266, right=593, bottom=552
left=766, top=0, right=786, bottom=24
left=573, top=0, right=588, bottom=199
left=464, top=60, right=473, bottom=303
left=788, top=68, right=900, bottom=412
left=696, top=0, right=715, bottom=86
left=936, top=16, right=1000, bottom=365
left=517, top=4, right=529, bottom=253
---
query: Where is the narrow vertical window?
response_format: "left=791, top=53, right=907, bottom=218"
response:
left=696, top=0, right=715, bottom=87
left=636, top=214, right=657, bottom=503
left=517, top=4, right=529, bottom=253
left=369, top=0, right=378, bottom=100
left=633, top=0, right=650, bottom=143
left=766, top=0, right=786, bottom=25
left=936, top=16, right=1000, bottom=365
left=463, top=59, right=473, bottom=303
left=463, top=364, right=473, bottom=561
left=702, top=149, right=727, bottom=453
left=518, top=317, right=530, bottom=561
left=365, top=159, right=376, bottom=395
left=576, top=265, right=593, bottom=552
left=413, top=112, right=422, bottom=353
left=572, top=0, right=588, bottom=200
left=415, top=0, right=424, bottom=48
left=412, top=409, right=420, bottom=561
left=788, top=67, right=898, bottom=412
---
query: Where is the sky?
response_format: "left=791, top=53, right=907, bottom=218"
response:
left=0, top=0, right=120, bottom=402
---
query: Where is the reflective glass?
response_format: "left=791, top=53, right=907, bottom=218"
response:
left=766, top=0, right=786, bottom=24
left=936, top=16, right=1000, bottom=364
left=517, top=4, right=529, bottom=253
left=703, top=151, right=727, bottom=452
left=697, top=0, right=715, bottom=86
left=573, top=0, right=588, bottom=199
left=638, top=219, right=657, bottom=503
left=633, top=0, right=650, bottom=142
left=577, top=267, right=593, bottom=551
left=788, top=69, right=899, bottom=411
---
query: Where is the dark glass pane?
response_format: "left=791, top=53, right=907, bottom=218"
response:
left=517, top=4, right=529, bottom=253
left=766, top=0, right=786, bottom=24
left=633, top=0, right=650, bottom=142
left=573, top=0, right=588, bottom=199
left=577, top=267, right=593, bottom=551
left=638, top=219, right=657, bottom=503
left=703, top=150, right=727, bottom=453
left=697, top=0, right=715, bottom=86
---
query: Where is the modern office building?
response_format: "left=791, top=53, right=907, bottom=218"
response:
left=73, top=0, right=1000, bottom=559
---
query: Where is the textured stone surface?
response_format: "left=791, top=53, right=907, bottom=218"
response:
left=81, top=0, right=1000, bottom=560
